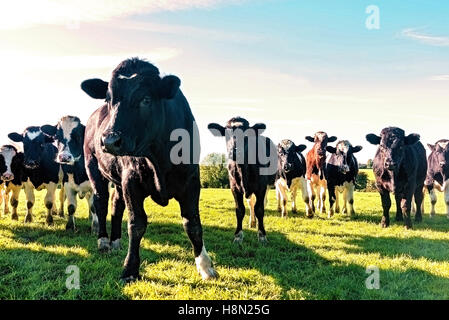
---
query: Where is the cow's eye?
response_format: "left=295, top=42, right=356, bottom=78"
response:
left=141, top=96, right=152, bottom=107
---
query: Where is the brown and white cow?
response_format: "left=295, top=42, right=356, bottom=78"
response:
left=305, top=131, right=337, bottom=217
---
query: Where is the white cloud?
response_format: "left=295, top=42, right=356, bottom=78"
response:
left=401, top=28, right=449, bottom=46
left=429, top=75, right=449, bottom=81
left=0, top=0, right=244, bottom=29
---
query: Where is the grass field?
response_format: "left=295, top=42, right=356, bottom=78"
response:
left=0, top=186, right=448, bottom=300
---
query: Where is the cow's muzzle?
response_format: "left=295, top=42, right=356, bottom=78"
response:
left=439, top=161, right=446, bottom=168
left=58, top=152, right=75, bottom=165
left=384, top=160, right=397, bottom=171
left=24, top=160, right=39, bottom=169
left=1, top=173, right=14, bottom=181
left=101, top=131, right=122, bottom=155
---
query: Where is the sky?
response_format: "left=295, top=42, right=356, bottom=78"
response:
left=0, top=0, right=448, bottom=163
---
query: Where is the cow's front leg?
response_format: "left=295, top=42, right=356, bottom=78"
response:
left=300, top=177, right=313, bottom=218
left=110, top=186, right=125, bottom=250
left=2, top=186, right=9, bottom=215
left=347, top=182, right=355, bottom=216
left=255, top=188, right=267, bottom=244
left=327, top=185, right=336, bottom=218
left=334, top=190, right=340, bottom=213
left=380, top=189, right=391, bottom=228
left=247, top=194, right=256, bottom=227
left=306, top=179, right=316, bottom=214
left=231, top=187, right=245, bottom=244
left=395, top=193, right=403, bottom=221
left=64, top=183, right=77, bottom=231
left=177, top=178, right=217, bottom=280
left=444, top=181, right=449, bottom=219
left=9, top=185, right=21, bottom=220
left=319, top=180, right=327, bottom=215
left=85, top=156, right=109, bottom=244
left=401, top=195, right=413, bottom=229
left=276, top=179, right=288, bottom=218
left=44, top=182, right=57, bottom=226
left=24, top=181, right=34, bottom=223
left=58, top=185, right=65, bottom=217
left=427, top=185, right=437, bottom=217
left=121, top=179, right=147, bottom=282
left=414, top=185, right=424, bottom=223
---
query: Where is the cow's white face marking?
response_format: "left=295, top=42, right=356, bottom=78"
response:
left=117, top=73, right=138, bottom=80
left=315, top=132, right=327, bottom=141
left=0, top=146, right=16, bottom=176
left=230, top=121, right=244, bottom=128
left=61, top=118, right=79, bottom=141
left=337, top=141, right=350, bottom=153
left=26, top=131, right=41, bottom=140
left=438, top=141, right=449, bottom=149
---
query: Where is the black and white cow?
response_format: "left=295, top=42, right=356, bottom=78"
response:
left=275, top=139, right=310, bottom=217
left=208, top=117, right=276, bottom=243
left=0, top=145, right=25, bottom=219
left=80, top=57, right=216, bottom=281
left=424, top=139, right=449, bottom=218
left=325, top=140, right=362, bottom=217
left=366, top=127, right=427, bottom=229
left=8, top=127, right=64, bottom=224
left=41, top=116, right=95, bottom=231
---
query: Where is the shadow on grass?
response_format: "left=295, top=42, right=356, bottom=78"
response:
left=2, top=214, right=449, bottom=299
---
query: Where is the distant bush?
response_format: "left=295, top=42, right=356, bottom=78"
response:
left=200, top=153, right=229, bottom=188
left=356, top=171, right=377, bottom=192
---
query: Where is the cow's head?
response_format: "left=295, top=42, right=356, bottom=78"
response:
left=366, top=127, right=420, bottom=172
left=277, top=139, right=307, bottom=173
left=41, top=116, right=85, bottom=165
left=8, top=127, right=53, bottom=169
left=305, top=131, right=337, bottom=158
left=0, top=145, right=22, bottom=181
left=326, top=140, right=362, bottom=174
left=208, top=117, right=266, bottom=162
left=427, top=140, right=449, bottom=170
left=80, top=57, right=181, bottom=156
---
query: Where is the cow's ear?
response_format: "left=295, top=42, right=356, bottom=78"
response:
left=305, top=136, right=315, bottom=142
left=427, top=143, right=435, bottom=151
left=328, top=136, right=337, bottom=143
left=40, top=125, right=57, bottom=137
left=251, top=123, right=266, bottom=135
left=296, top=144, right=307, bottom=153
left=326, top=146, right=337, bottom=153
left=8, top=132, right=23, bottom=142
left=352, top=145, right=363, bottom=153
left=366, top=134, right=380, bottom=145
left=208, top=123, right=225, bottom=137
left=81, top=79, right=108, bottom=99
left=405, top=133, right=420, bottom=145
left=159, top=75, right=180, bottom=99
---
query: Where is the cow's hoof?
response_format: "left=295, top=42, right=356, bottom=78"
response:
left=249, top=222, right=257, bottom=229
left=380, top=217, right=389, bottom=228
left=404, top=224, right=413, bottom=230
left=66, top=217, right=75, bottom=231
left=429, top=213, right=435, bottom=218
left=258, top=232, right=268, bottom=245
left=233, top=231, right=243, bottom=244
left=335, top=208, right=340, bottom=214
left=292, top=208, right=297, bottom=214
left=120, top=274, right=141, bottom=284
left=195, top=248, right=218, bottom=280
left=46, top=215, right=53, bottom=226
left=24, top=214, right=33, bottom=223
left=111, top=238, right=121, bottom=250
left=11, top=213, right=18, bottom=221
left=98, top=237, right=111, bottom=251
left=91, top=219, right=99, bottom=236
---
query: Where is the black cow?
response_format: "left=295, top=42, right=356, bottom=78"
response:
left=208, top=117, right=276, bottom=243
left=80, top=57, right=216, bottom=282
left=275, top=139, right=309, bottom=217
left=366, top=127, right=427, bottom=229
left=424, top=140, right=449, bottom=218
left=0, top=145, right=25, bottom=219
left=41, top=116, right=95, bottom=231
left=325, top=140, right=362, bottom=217
left=8, top=127, right=65, bottom=224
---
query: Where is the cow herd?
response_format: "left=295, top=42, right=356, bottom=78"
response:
left=0, top=57, right=448, bottom=282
